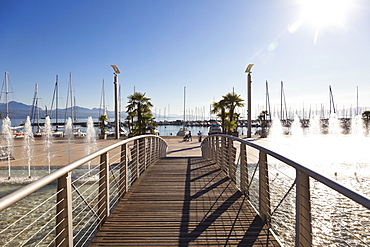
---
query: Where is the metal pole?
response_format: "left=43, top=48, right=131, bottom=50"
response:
left=247, top=72, right=252, bottom=138
left=114, top=73, right=120, bottom=139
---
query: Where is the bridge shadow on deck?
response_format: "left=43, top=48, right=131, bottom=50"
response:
left=91, top=156, right=278, bottom=246
left=178, top=157, right=275, bottom=246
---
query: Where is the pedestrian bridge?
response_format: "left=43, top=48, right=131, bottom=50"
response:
left=0, top=135, right=369, bottom=246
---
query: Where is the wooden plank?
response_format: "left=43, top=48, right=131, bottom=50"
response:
left=90, top=157, right=280, bottom=246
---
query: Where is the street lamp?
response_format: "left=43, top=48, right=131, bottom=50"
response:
left=111, top=65, right=120, bottom=139
left=245, top=64, right=254, bottom=138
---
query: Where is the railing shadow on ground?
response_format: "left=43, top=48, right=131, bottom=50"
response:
left=166, top=145, right=201, bottom=155
left=179, top=157, right=271, bottom=246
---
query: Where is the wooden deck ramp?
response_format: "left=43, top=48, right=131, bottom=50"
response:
left=91, top=137, right=279, bottom=246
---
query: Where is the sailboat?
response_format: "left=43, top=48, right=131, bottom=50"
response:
left=49, top=75, right=64, bottom=137
left=98, top=80, right=114, bottom=138
left=177, top=86, right=189, bottom=136
left=1, top=72, right=24, bottom=138
left=31, top=83, right=43, bottom=137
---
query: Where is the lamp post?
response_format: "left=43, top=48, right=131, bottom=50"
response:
left=111, top=65, right=120, bottom=139
left=245, top=64, right=254, bottom=138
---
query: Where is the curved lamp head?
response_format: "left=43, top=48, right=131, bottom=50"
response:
left=111, top=65, right=121, bottom=74
left=245, top=64, right=254, bottom=73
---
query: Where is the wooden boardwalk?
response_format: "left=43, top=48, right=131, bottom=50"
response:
left=91, top=138, right=279, bottom=246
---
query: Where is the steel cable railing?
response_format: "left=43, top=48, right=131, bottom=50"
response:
left=202, top=134, right=370, bottom=246
left=0, top=135, right=167, bottom=246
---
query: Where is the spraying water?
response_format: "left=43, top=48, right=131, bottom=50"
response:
left=308, top=114, right=321, bottom=135
left=328, top=113, right=341, bottom=135
left=351, top=114, right=364, bottom=136
left=23, top=116, right=34, bottom=178
left=65, top=117, right=73, bottom=164
left=43, top=116, right=53, bottom=174
left=1, top=117, right=14, bottom=179
left=290, top=114, right=303, bottom=136
left=268, top=115, right=283, bottom=138
left=85, top=116, right=97, bottom=176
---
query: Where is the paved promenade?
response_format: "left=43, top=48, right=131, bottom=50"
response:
left=0, top=137, right=121, bottom=168
left=0, top=135, right=257, bottom=168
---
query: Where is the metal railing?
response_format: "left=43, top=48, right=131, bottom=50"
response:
left=0, top=135, right=167, bottom=246
left=201, top=134, right=370, bottom=246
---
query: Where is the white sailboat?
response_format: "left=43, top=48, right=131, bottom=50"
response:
left=1, top=72, right=25, bottom=138
left=177, top=86, right=188, bottom=136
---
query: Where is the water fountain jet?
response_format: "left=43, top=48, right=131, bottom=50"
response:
left=43, top=116, right=53, bottom=174
left=65, top=117, right=73, bottom=164
left=85, top=116, right=97, bottom=176
left=1, top=117, right=14, bottom=179
left=23, top=116, right=34, bottom=178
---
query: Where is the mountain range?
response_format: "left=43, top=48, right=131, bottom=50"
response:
left=0, top=101, right=121, bottom=120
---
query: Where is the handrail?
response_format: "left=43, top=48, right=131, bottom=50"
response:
left=0, top=135, right=168, bottom=246
left=0, top=135, right=164, bottom=212
left=211, top=134, right=370, bottom=210
left=201, top=134, right=370, bottom=246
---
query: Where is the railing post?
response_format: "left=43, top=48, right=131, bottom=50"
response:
left=228, top=139, right=234, bottom=180
left=148, top=137, right=152, bottom=165
left=135, top=139, right=140, bottom=178
left=120, top=144, right=128, bottom=198
left=240, top=143, right=249, bottom=197
left=151, top=137, right=155, bottom=164
left=221, top=136, right=226, bottom=171
left=209, top=136, right=214, bottom=159
left=215, top=136, right=220, bottom=167
left=98, top=152, right=110, bottom=226
left=160, top=139, right=166, bottom=158
left=56, top=172, right=73, bottom=247
left=144, top=138, right=148, bottom=169
left=259, top=150, right=271, bottom=224
left=296, top=170, right=312, bottom=247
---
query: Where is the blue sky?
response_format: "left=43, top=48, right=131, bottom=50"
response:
left=1, top=0, right=370, bottom=119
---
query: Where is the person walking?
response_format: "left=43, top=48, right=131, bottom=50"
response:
left=188, top=131, right=192, bottom=141
left=198, top=131, right=202, bottom=142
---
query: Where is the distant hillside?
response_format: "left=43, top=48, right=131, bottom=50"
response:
left=0, top=101, right=125, bottom=120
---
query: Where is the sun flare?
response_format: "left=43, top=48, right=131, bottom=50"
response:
left=289, top=0, right=351, bottom=43
left=300, top=0, right=349, bottom=28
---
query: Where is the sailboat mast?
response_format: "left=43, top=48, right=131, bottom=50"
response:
left=31, top=83, right=40, bottom=132
left=265, top=80, right=271, bottom=121
left=50, top=75, right=59, bottom=130
left=99, top=79, right=106, bottom=117
left=280, top=81, right=283, bottom=120
left=329, top=85, right=336, bottom=114
left=183, top=86, right=186, bottom=124
left=5, top=72, right=9, bottom=118
left=69, top=73, right=74, bottom=124
left=356, top=86, right=359, bottom=115
left=36, top=83, right=40, bottom=132
left=56, top=75, right=59, bottom=130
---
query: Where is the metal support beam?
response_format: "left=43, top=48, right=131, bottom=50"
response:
left=98, top=152, right=110, bottom=226
left=259, top=150, right=270, bottom=224
left=296, top=170, right=312, bottom=247
left=120, top=144, right=128, bottom=198
left=56, top=172, right=73, bottom=247
left=240, top=143, right=248, bottom=196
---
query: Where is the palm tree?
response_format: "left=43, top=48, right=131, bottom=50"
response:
left=223, top=92, right=245, bottom=135
left=98, top=114, right=108, bottom=137
left=211, top=100, right=227, bottom=134
left=362, top=110, right=370, bottom=135
left=126, top=92, right=154, bottom=136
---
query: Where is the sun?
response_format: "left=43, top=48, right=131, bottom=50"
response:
left=300, top=0, right=349, bottom=28
left=289, top=0, right=350, bottom=43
